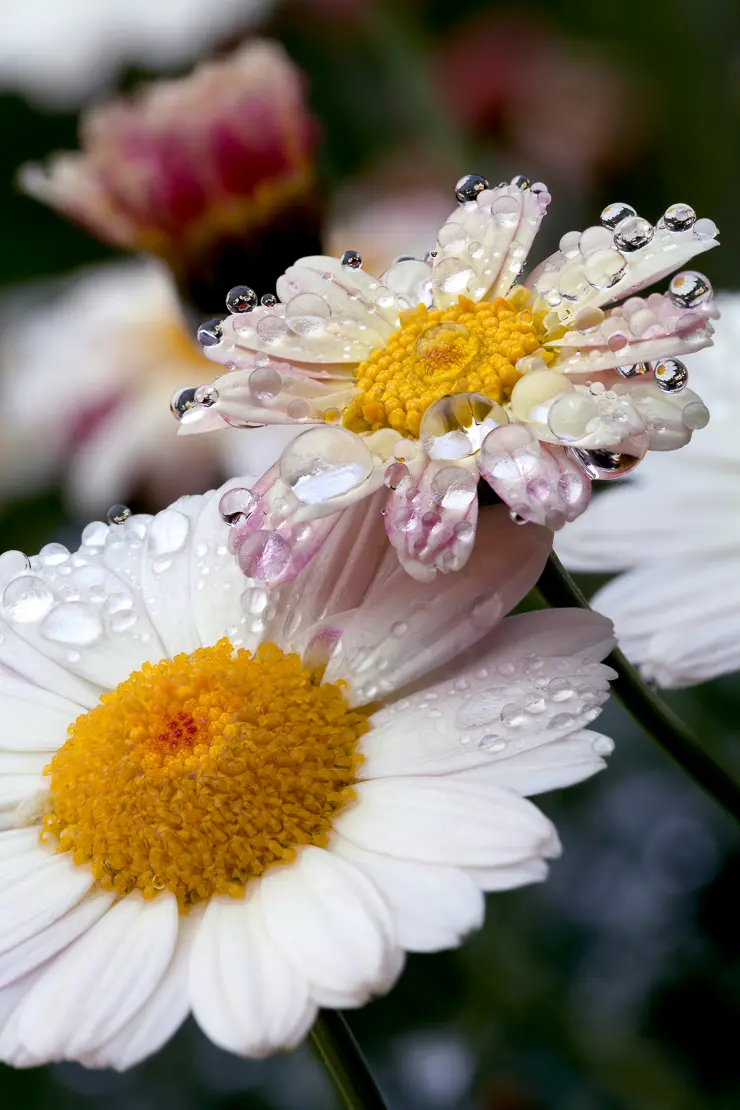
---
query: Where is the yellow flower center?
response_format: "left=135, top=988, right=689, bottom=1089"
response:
left=41, top=640, right=367, bottom=911
left=343, top=293, right=550, bottom=438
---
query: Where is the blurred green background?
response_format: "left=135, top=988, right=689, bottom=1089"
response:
left=1, top=0, right=739, bottom=1107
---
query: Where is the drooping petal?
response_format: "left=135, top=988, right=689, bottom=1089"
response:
left=478, top=424, right=591, bottom=529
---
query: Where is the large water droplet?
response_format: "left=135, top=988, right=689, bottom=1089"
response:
left=455, top=174, right=489, bottom=202
left=219, top=487, right=255, bottom=526
left=81, top=521, right=108, bottom=547
left=667, top=270, right=712, bottom=308
left=491, top=195, right=520, bottom=226
left=107, top=504, right=131, bottom=526
left=584, top=248, right=627, bottom=289
left=225, top=285, right=257, bottom=314
left=256, top=315, right=290, bottom=345
left=682, top=401, right=710, bottom=430
left=149, top=509, right=190, bottom=557
left=547, top=393, right=600, bottom=442
left=420, top=393, right=508, bottom=460
left=237, top=531, right=290, bottom=583
left=654, top=358, right=688, bottom=393
left=286, top=293, right=331, bottom=336
left=40, top=543, right=69, bottom=567
left=280, top=427, right=373, bottom=504
left=568, top=446, right=643, bottom=480
left=3, top=575, right=54, bottom=622
left=600, top=202, right=636, bottom=230
left=434, top=257, right=475, bottom=295
left=109, top=610, right=137, bottom=634
left=40, top=602, right=103, bottom=646
left=663, top=203, right=696, bottom=232
left=416, top=322, right=470, bottom=362
left=431, top=466, right=478, bottom=509
left=613, top=215, right=653, bottom=252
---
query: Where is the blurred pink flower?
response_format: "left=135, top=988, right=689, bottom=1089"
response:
left=20, top=41, right=322, bottom=311
left=436, top=13, right=648, bottom=183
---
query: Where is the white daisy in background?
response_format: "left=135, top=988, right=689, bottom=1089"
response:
left=0, top=484, right=616, bottom=1068
left=557, top=293, right=740, bottom=687
left=176, top=175, right=720, bottom=584
left=0, top=0, right=270, bottom=107
left=0, top=260, right=296, bottom=514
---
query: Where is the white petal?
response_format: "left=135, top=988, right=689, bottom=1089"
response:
left=335, top=778, right=559, bottom=868
left=0, top=849, right=93, bottom=957
left=322, top=506, right=552, bottom=704
left=466, top=858, right=550, bottom=891
left=16, top=891, right=178, bottom=1061
left=259, top=846, right=400, bottom=1007
left=332, top=836, right=484, bottom=953
left=0, top=889, right=113, bottom=990
left=140, top=500, right=205, bottom=656
left=0, top=674, right=79, bottom=752
left=448, top=732, right=611, bottom=795
left=191, top=891, right=316, bottom=1058
left=82, top=907, right=200, bottom=1070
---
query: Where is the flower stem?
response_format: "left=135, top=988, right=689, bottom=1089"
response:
left=537, top=553, right=740, bottom=823
left=309, top=1011, right=390, bottom=1110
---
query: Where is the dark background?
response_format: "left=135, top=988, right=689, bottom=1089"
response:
left=1, top=1, right=739, bottom=1107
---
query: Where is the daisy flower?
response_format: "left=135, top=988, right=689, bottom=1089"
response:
left=19, top=41, right=321, bottom=313
left=557, top=293, right=740, bottom=688
left=0, top=259, right=297, bottom=514
left=175, top=175, right=719, bottom=584
left=0, top=0, right=270, bottom=107
left=0, top=485, right=615, bottom=1068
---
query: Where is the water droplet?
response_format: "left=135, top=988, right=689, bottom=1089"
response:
left=103, top=593, right=134, bottom=616
left=667, top=270, right=712, bottom=308
left=616, top=363, right=648, bottom=378
left=249, top=366, right=282, bottom=400
left=40, top=602, right=103, bottom=646
left=286, top=293, right=331, bottom=336
left=592, top=736, right=614, bottom=756
left=242, top=586, right=268, bottom=615
left=693, top=217, right=718, bottom=240
left=391, top=621, right=407, bottom=638
left=479, top=734, right=507, bottom=753
left=110, top=610, right=137, bottom=633
left=194, top=384, right=218, bottom=407
left=584, top=248, right=627, bottom=289
left=547, top=393, right=599, bottom=442
left=256, top=315, right=290, bottom=345
left=568, top=446, right=643, bottom=480
left=682, top=401, right=710, bottom=430
left=40, top=543, right=69, bottom=567
left=549, top=712, right=577, bottom=730
left=547, top=677, right=574, bottom=702
left=225, top=285, right=257, bottom=314
left=3, top=575, right=54, bottom=622
left=558, top=264, right=590, bottom=302
left=287, top=398, right=311, bottom=421
left=455, top=174, right=489, bottom=202
left=341, top=249, right=362, bottom=269
left=152, top=556, right=173, bottom=574
left=149, top=509, right=190, bottom=556
left=107, top=504, right=131, bottom=526
left=654, top=358, right=688, bottom=393
left=663, top=203, right=696, bottom=232
left=260, top=293, right=277, bottom=308
left=600, top=202, right=636, bottom=230
left=510, top=174, right=530, bottom=190
left=431, top=466, right=478, bottom=509
left=525, top=695, right=547, bottom=715
left=196, top=318, right=223, bottom=346
left=0, top=550, right=31, bottom=584
left=416, top=321, right=470, bottom=362
left=501, top=702, right=526, bottom=727
left=434, top=257, right=475, bottom=295
left=384, top=462, right=410, bottom=490
left=613, top=215, right=654, bottom=252
left=280, top=427, right=373, bottom=504
left=420, top=393, right=508, bottom=460
left=219, top=487, right=254, bottom=526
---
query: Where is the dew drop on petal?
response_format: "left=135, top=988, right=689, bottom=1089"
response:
left=3, top=575, right=54, bottom=622
left=600, top=202, right=636, bottom=230
left=237, top=531, right=290, bottom=583
left=249, top=366, right=282, bottom=400
left=107, top=504, right=131, bottom=526
left=148, top=510, right=190, bottom=557
left=654, top=358, right=688, bottom=393
left=549, top=712, right=577, bottom=731
left=682, top=401, right=710, bottom=430
left=420, top=393, right=508, bottom=460
left=431, top=466, right=478, bottom=509
left=434, top=257, right=475, bottom=295
left=40, top=602, right=103, bottom=646
left=547, top=393, right=600, bottom=442
left=109, top=610, right=137, bottom=634
left=280, top=427, right=373, bottom=504
left=256, top=315, right=290, bottom=345
left=286, top=293, right=331, bottom=336
left=219, top=487, right=255, bottom=526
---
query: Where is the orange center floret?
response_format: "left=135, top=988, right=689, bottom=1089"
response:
left=343, top=293, right=549, bottom=438
left=42, top=640, right=367, bottom=910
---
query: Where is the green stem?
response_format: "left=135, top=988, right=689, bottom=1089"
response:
left=309, top=1011, right=390, bottom=1110
left=538, top=553, right=740, bottom=823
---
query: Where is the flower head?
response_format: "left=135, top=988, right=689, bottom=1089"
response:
left=0, top=484, right=615, bottom=1067
left=557, top=293, right=740, bottom=687
left=176, top=175, right=719, bottom=582
left=20, top=42, right=321, bottom=313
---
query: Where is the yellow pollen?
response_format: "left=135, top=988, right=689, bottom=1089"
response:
left=41, top=640, right=368, bottom=911
left=343, top=294, right=551, bottom=438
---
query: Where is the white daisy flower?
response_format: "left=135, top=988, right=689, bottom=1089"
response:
left=0, top=259, right=297, bottom=513
left=176, top=175, right=720, bottom=584
left=556, top=293, right=740, bottom=687
left=0, top=0, right=270, bottom=107
left=0, top=484, right=615, bottom=1068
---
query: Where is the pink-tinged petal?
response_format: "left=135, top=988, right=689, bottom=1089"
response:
left=383, top=457, right=479, bottom=582
left=320, top=504, right=552, bottom=704
left=551, top=290, right=715, bottom=374
left=610, top=379, right=709, bottom=452
left=178, top=364, right=356, bottom=433
left=529, top=212, right=718, bottom=324
left=478, top=425, right=591, bottom=529
left=432, top=180, right=548, bottom=308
